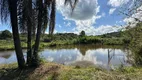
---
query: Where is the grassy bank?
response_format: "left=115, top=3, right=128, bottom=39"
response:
left=0, top=36, right=125, bottom=51
left=0, top=62, right=142, bottom=80
left=0, top=40, right=27, bottom=51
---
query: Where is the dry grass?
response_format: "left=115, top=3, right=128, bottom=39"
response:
left=0, top=62, right=142, bottom=80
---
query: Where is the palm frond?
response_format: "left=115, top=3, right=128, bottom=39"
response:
left=49, top=0, right=56, bottom=35
left=18, top=0, right=37, bottom=33
left=64, top=0, right=78, bottom=11
left=41, top=0, right=50, bottom=34
left=18, top=0, right=28, bottom=33
left=0, top=0, right=9, bottom=23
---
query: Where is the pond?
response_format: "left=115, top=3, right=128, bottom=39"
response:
left=0, top=44, right=131, bottom=70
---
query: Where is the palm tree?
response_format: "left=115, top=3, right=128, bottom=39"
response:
left=19, top=0, right=33, bottom=66
left=32, top=0, right=78, bottom=66
left=32, top=0, right=44, bottom=66
left=0, top=0, right=25, bottom=68
left=16, top=0, right=78, bottom=67
left=19, top=0, right=38, bottom=66
left=32, top=0, right=55, bottom=66
left=18, top=0, right=54, bottom=66
left=26, top=0, right=33, bottom=65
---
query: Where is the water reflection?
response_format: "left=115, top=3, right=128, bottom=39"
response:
left=41, top=45, right=131, bottom=69
left=0, top=50, right=26, bottom=64
left=0, top=45, right=131, bottom=69
left=0, top=51, right=17, bottom=64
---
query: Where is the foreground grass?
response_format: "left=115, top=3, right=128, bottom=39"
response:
left=0, top=62, right=142, bottom=80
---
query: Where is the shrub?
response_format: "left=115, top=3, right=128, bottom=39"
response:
left=0, top=30, right=12, bottom=39
left=79, top=31, right=85, bottom=37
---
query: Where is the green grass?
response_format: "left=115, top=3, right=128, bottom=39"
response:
left=0, top=62, right=142, bottom=80
left=0, top=40, right=27, bottom=51
left=0, top=36, right=125, bottom=51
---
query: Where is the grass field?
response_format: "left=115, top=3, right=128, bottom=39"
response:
left=0, top=62, right=142, bottom=80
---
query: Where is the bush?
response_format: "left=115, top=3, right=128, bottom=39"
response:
left=79, top=31, right=85, bottom=37
left=0, top=30, right=12, bottom=39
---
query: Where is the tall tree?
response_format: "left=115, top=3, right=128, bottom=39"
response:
left=19, top=0, right=37, bottom=66
left=26, top=0, right=33, bottom=65
left=0, top=0, right=25, bottom=68
left=80, top=30, right=85, bottom=37
left=32, top=0, right=56, bottom=66
left=32, top=0, right=44, bottom=66
left=21, top=0, right=33, bottom=66
left=32, top=0, right=78, bottom=66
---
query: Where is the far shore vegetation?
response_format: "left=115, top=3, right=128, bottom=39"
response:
left=0, top=29, right=126, bottom=51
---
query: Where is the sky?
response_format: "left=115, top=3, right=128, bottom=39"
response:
left=0, top=0, right=141, bottom=35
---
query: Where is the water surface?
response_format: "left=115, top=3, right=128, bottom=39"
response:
left=0, top=45, right=131, bottom=69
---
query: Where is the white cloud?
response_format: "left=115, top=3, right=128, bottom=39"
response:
left=116, top=21, right=122, bottom=24
left=63, top=22, right=66, bottom=25
left=64, top=22, right=71, bottom=27
left=57, top=0, right=99, bottom=20
left=107, top=0, right=138, bottom=27
left=109, top=8, right=116, bottom=14
left=63, top=31, right=67, bottom=33
left=108, top=0, right=130, bottom=7
left=56, top=0, right=125, bottom=35
left=58, top=24, right=62, bottom=28
left=57, top=0, right=105, bottom=35
left=66, top=22, right=71, bottom=27
left=63, top=22, right=71, bottom=27
left=107, top=0, right=135, bottom=16
left=45, top=29, right=58, bottom=34
left=94, top=25, right=123, bottom=35
left=101, top=12, right=106, bottom=17
left=54, top=30, right=58, bottom=34
left=73, top=25, right=123, bottom=35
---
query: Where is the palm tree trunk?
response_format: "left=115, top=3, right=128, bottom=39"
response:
left=32, top=0, right=43, bottom=66
left=27, top=0, right=32, bottom=66
left=8, top=0, right=25, bottom=69
left=27, top=20, right=32, bottom=65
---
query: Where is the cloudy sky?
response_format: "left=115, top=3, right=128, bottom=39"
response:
left=0, top=0, right=140, bottom=35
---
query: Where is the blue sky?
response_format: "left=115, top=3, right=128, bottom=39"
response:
left=0, top=0, right=140, bottom=35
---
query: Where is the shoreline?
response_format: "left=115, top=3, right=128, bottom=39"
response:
left=0, top=43, right=124, bottom=51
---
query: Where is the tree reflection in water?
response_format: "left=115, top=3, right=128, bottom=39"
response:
left=0, top=44, right=131, bottom=69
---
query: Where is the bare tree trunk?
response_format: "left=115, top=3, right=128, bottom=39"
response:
left=8, top=0, right=25, bottom=69
left=27, top=0, right=33, bottom=66
left=32, top=0, right=43, bottom=66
